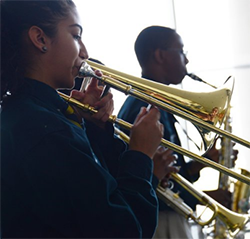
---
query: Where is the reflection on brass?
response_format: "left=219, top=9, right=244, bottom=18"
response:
left=57, top=61, right=250, bottom=184
left=84, top=60, right=249, bottom=150
left=115, top=127, right=249, bottom=239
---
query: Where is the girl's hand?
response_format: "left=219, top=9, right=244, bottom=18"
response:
left=71, top=70, right=114, bottom=128
left=129, top=106, right=164, bottom=159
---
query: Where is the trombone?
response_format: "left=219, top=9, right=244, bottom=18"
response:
left=83, top=60, right=250, bottom=150
left=58, top=61, right=250, bottom=184
left=114, top=128, right=249, bottom=238
left=160, top=173, right=249, bottom=238
left=58, top=91, right=249, bottom=185
left=59, top=61, right=250, bottom=237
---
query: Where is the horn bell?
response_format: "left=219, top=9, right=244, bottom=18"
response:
left=86, top=60, right=234, bottom=153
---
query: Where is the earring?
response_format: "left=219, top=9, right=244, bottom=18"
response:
left=42, top=46, right=47, bottom=53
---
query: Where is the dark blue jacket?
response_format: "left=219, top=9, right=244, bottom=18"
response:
left=118, top=95, right=200, bottom=211
left=1, top=79, right=158, bottom=238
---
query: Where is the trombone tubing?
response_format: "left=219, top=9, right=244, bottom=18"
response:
left=86, top=60, right=250, bottom=149
left=58, top=92, right=250, bottom=185
left=115, top=124, right=250, bottom=237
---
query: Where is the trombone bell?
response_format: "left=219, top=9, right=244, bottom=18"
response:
left=82, top=60, right=234, bottom=153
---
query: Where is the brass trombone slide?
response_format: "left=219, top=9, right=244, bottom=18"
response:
left=115, top=128, right=250, bottom=238
left=114, top=127, right=250, bottom=238
left=57, top=91, right=250, bottom=185
left=165, top=173, right=249, bottom=238
left=82, top=60, right=250, bottom=150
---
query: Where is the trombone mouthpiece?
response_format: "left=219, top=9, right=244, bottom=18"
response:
left=78, top=61, right=96, bottom=78
left=78, top=62, right=95, bottom=92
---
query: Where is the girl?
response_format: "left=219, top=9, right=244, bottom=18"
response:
left=1, top=1, right=177, bottom=238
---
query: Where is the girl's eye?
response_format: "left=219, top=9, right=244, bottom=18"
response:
left=73, top=35, right=81, bottom=41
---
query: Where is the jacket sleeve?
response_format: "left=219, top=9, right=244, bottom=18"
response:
left=84, top=120, right=127, bottom=177
left=2, top=127, right=158, bottom=238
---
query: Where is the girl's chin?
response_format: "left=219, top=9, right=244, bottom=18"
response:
left=63, top=80, right=75, bottom=90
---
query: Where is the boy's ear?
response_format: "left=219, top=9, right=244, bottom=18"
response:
left=154, top=48, right=166, bottom=64
left=28, top=26, right=48, bottom=52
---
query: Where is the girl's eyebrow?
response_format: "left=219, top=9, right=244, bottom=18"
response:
left=69, top=24, right=82, bottom=34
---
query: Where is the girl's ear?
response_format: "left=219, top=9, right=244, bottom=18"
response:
left=28, top=26, right=48, bottom=53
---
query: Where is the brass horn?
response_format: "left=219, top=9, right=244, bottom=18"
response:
left=114, top=127, right=249, bottom=238
left=160, top=173, right=250, bottom=238
left=57, top=61, right=250, bottom=184
left=82, top=60, right=249, bottom=150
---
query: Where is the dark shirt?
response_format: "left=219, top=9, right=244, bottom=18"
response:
left=118, top=95, right=200, bottom=211
left=1, top=78, right=158, bottom=238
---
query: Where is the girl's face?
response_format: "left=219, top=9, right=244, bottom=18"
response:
left=47, top=9, right=88, bottom=89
